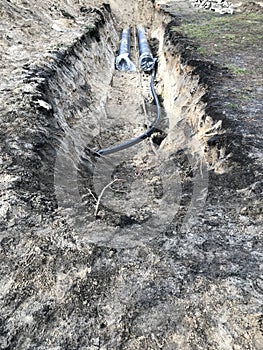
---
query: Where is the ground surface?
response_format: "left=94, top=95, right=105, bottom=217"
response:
left=0, top=0, right=262, bottom=349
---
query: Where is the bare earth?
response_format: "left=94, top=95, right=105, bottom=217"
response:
left=0, top=0, right=262, bottom=349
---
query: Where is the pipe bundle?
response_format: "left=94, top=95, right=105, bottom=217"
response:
left=115, top=27, right=156, bottom=72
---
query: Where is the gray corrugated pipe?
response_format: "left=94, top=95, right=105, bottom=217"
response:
left=137, top=26, right=156, bottom=71
left=115, top=28, right=136, bottom=72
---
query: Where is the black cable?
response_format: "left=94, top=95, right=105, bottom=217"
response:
left=97, top=67, right=161, bottom=156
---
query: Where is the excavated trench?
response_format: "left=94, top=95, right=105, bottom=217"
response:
left=36, top=2, right=223, bottom=247
left=0, top=2, right=229, bottom=243
left=2, top=1, right=263, bottom=349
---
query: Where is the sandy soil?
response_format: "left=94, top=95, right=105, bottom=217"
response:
left=0, top=0, right=262, bottom=349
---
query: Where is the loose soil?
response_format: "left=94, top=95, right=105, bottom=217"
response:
left=0, top=0, right=262, bottom=349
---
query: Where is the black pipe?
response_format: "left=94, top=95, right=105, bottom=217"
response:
left=137, top=26, right=156, bottom=71
left=115, top=28, right=136, bottom=72
left=97, top=68, right=160, bottom=156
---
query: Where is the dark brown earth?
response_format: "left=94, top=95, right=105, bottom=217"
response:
left=163, top=1, right=263, bottom=198
left=0, top=0, right=262, bottom=349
